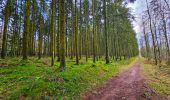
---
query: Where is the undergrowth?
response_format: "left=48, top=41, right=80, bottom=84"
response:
left=141, top=58, right=170, bottom=96
left=0, top=57, right=136, bottom=100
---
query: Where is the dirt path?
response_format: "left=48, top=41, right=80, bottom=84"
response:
left=81, top=62, right=167, bottom=100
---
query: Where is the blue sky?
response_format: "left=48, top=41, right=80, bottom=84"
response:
left=127, top=0, right=148, bottom=35
left=128, top=0, right=170, bottom=36
left=127, top=0, right=170, bottom=49
left=127, top=0, right=149, bottom=48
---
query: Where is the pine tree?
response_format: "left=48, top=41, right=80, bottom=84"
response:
left=104, top=0, right=109, bottom=64
left=60, top=0, right=66, bottom=71
left=75, top=0, right=79, bottom=65
left=51, top=0, right=56, bottom=66
left=1, top=0, right=13, bottom=59
left=23, top=0, right=31, bottom=60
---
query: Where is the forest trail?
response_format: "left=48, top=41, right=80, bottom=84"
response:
left=81, top=62, right=166, bottom=100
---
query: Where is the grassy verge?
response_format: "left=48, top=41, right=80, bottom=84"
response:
left=0, top=57, right=136, bottom=100
left=141, top=58, right=170, bottom=96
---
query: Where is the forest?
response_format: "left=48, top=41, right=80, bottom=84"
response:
left=140, top=0, right=170, bottom=65
left=0, top=0, right=170, bottom=100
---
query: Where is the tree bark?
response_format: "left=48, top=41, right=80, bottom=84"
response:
left=60, top=0, right=66, bottom=71
left=75, top=0, right=79, bottom=65
left=146, top=0, right=157, bottom=65
left=51, top=0, right=56, bottom=66
left=104, top=0, right=109, bottom=64
left=23, top=0, right=31, bottom=60
left=1, top=0, right=12, bottom=59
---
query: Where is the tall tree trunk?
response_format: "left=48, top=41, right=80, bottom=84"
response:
left=51, top=0, right=56, bottom=66
left=161, top=13, right=170, bottom=64
left=1, top=13, right=9, bottom=59
left=153, top=18, right=161, bottom=64
left=75, top=0, right=79, bottom=65
left=142, top=21, right=150, bottom=60
left=79, top=0, right=82, bottom=60
left=23, top=0, right=31, bottom=60
left=84, top=0, right=89, bottom=62
left=17, top=0, right=23, bottom=56
left=38, top=16, right=43, bottom=59
left=71, top=0, right=74, bottom=59
left=104, top=0, right=109, bottom=64
left=65, top=2, right=68, bottom=57
left=146, top=0, right=157, bottom=65
left=60, top=0, right=66, bottom=71
left=153, top=21, right=161, bottom=64
left=57, top=2, right=60, bottom=62
left=32, top=0, right=36, bottom=56
left=1, top=0, right=12, bottom=59
left=85, top=23, right=88, bottom=62
left=92, top=0, right=96, bottom=63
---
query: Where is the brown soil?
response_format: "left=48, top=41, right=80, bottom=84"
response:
left=81, top=62, right=168, bottom=100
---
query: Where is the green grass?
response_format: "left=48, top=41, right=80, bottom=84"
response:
left=0, top=57, right=136, bottom=100
left=141, top=58, right=170, bottom=96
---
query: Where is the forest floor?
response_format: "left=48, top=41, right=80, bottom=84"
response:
left=1, top=57, right=170, bottom=100
left=0, top=57, right=136, bottom=99
left=81, top=61, right=169, bottom=100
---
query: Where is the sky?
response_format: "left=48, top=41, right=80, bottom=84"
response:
left=127, top=0, right=170, bottom=50
left=127, top=0, right=148, bottom=37
left=126, top=0, right=151, bottom=49
left=128, top=0, right=170, bottom=40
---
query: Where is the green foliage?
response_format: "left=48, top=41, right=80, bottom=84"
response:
left=0, top=57, right=135, bottom=99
